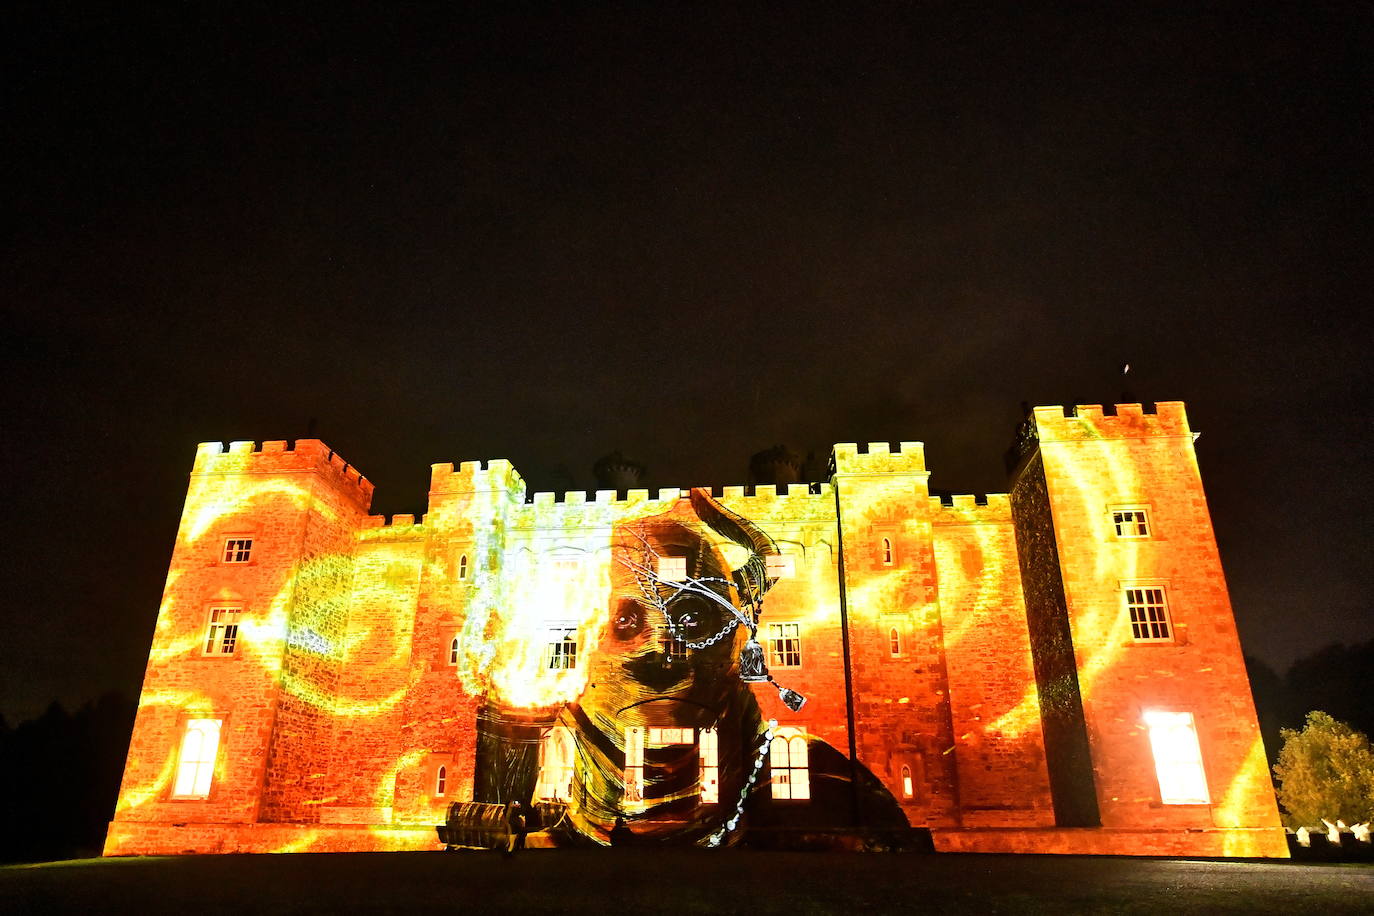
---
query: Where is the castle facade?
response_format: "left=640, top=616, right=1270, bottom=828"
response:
left=104, top=402, right=1287, bottom=856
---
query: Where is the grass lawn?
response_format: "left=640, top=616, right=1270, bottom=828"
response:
left=3, top=849, right=1372, bottom=914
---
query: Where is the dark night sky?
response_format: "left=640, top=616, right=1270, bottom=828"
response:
left=3, top=3, right=1370, bottom=723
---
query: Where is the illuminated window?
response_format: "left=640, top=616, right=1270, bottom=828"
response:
left=1144, top=711, right=1209, bottom=804
left=881, top=537, right=894, bottom=565
left=204, top=606, right=242, bottom=655
left=624, top=726, right=645, bottom=808
left=647, top=727, right=695, bottom=745
left=699, top=728, right=719, bottom=804
left=538, top=728, right=575, bottom=801
left=666, top=630, right=688, bottom=659
left=1126, top=587, right=1172, bottom=642
left=889, top=627, right=901, bottom=657
left=435, top=765, right=448, bottom=796
left=173, top=719, right=221, bottom=798
left=223, top=538, right=253, bottom=563
left=657, top=556, right=687, bottom=581
left=901, top=765, right=913, bottom=798
left=457, top=554, right=469, bottom=580
left=769, top=733, right=810, bottom=800
left=546, top=627, right=577, bottom=670
left=766, top=622, right=802, bottom=667
left=1112, top=508, right=1150, bottom=538
left=765, top=554, right=795, bottom=579
left=448, top=636, right=460, bottom=666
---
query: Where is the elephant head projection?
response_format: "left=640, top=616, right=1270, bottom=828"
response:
left=555, top=489, right=806, bottom=845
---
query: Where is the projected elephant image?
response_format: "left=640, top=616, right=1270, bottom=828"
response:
left=519, top=489, right=907, bottom=847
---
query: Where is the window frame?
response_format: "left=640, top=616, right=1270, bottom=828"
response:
left=435, top=765, right=448, bottom=797
left=623, top=726, right=645, bottom=809
left=203, top=605, right=244, bottom=656
left=765, top=621, right=802, bottom=668
left=769, top=729, right=811, bottom=801
left=765, top=554, right=796, bottom=579
left=221, top=536, right=254, bottom=564
left=545, top=625, right=578, bottom=670
left=172, top=718, right=223, bottom=799
left=1123, top=584, right=1173, bottom=643
left=1143, top=710, right=1210, bottom=805
left=537, top=727, right=576, bottom=802
left=1110, top=505, right=1152, bottom=539
left=656, top=556, right=687, bottom=582
left=699, top=727, right=719, bottom=804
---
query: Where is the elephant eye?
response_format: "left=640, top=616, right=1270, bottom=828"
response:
left=671, top=597, right=718, bottom=639
left=612, top=600, right=645, bottom=639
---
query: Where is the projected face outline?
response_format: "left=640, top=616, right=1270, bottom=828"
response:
left=578, top=521, right=748, bottom=734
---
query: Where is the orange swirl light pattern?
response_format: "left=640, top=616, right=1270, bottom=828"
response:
left=105, top=407, right=1288, bottom=858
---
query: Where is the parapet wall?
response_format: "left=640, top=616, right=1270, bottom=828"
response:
left=359, top=514, right=426, bottom=541
left=1031, top=402, right=1191, bottom=443
left=193, top=439, right=374, bottom=507
left=429, top=458, right=526, bottom=501
left=508, top=482, right=838, bottom=530
left=929, top=493, right=1013, bottom=526
left=831, top=441, right=927, bottom=476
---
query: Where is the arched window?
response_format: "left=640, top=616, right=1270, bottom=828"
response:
left=769, top=733, right=810, bottom=800
left=173, top=719, right=222, bottom=798
left=881, top=537, right=893, bottom=565
left=901, top=765, right=913, bottom=798
left=889, top=627, right=901, bottom=657
left=449, top=636, right=460, bottom=666
left=435, top=765, right=448, bottom=796
left=458, top=554, right=469, bottom=581
left=537, top=728, right=576, bottom=801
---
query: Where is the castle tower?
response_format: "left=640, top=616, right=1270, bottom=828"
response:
left=830, top=442, right=959, bottom=826
left=105, top=440, right=372, bottom=853
left=1008, top=403, right=1285, bottom=856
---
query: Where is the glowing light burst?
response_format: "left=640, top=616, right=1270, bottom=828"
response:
left=181, top=479, right=320, bottom=543
left=114, top=753, right=177, bottom=813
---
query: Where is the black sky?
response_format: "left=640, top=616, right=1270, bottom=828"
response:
left=3, top=3, right=1371, bottom=723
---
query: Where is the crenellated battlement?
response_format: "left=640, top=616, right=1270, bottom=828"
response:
left=358, top=513, right=426, bottom=541
left=929, top=493, right=1013, bottom=525
left=429, top=458, right=527, bottom=501
left=1031, top=402, right=1191, bottom=443
left=506, top=480, right=838, bottom=530
left=192, top=439, right=374, bottom=505
left=360, top=513, right=424, bottom=529
left=831, top=441, right=927, bottom=476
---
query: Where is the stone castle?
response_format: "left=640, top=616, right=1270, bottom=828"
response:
left=104, top=401, right=1287, bottom=856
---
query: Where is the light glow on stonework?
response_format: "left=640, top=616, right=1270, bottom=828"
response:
left=106, top=420, right=1288, bottom=858
left=1144, top=710, right=1210, bottom=805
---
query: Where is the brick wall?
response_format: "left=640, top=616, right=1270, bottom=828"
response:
left=107, top=411, right=1286, bottom=858
left=1031, top=404, right=1282, bottom=837
left=933, top=496, right=1054, bottom=827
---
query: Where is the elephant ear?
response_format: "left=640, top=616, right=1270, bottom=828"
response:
left=689, top=488, right=779, bottom=614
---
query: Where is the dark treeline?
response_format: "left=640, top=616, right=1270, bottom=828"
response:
left=1246, top=638, right=1374, bottom=768
left=0, top=692, right=137, bottom=863
left=0, top=641, right=1370, bottom=863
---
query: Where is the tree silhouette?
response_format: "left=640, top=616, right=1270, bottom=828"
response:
left=1273, top=711, right=1374, bottom=828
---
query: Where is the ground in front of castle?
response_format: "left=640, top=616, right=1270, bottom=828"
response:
left=5, top=850, right=1370, bottom=914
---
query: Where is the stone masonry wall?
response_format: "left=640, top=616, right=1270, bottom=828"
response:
left=1032, top=403, right=1283, bottom=850
left=932, top=495, right=1054, bottom=827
